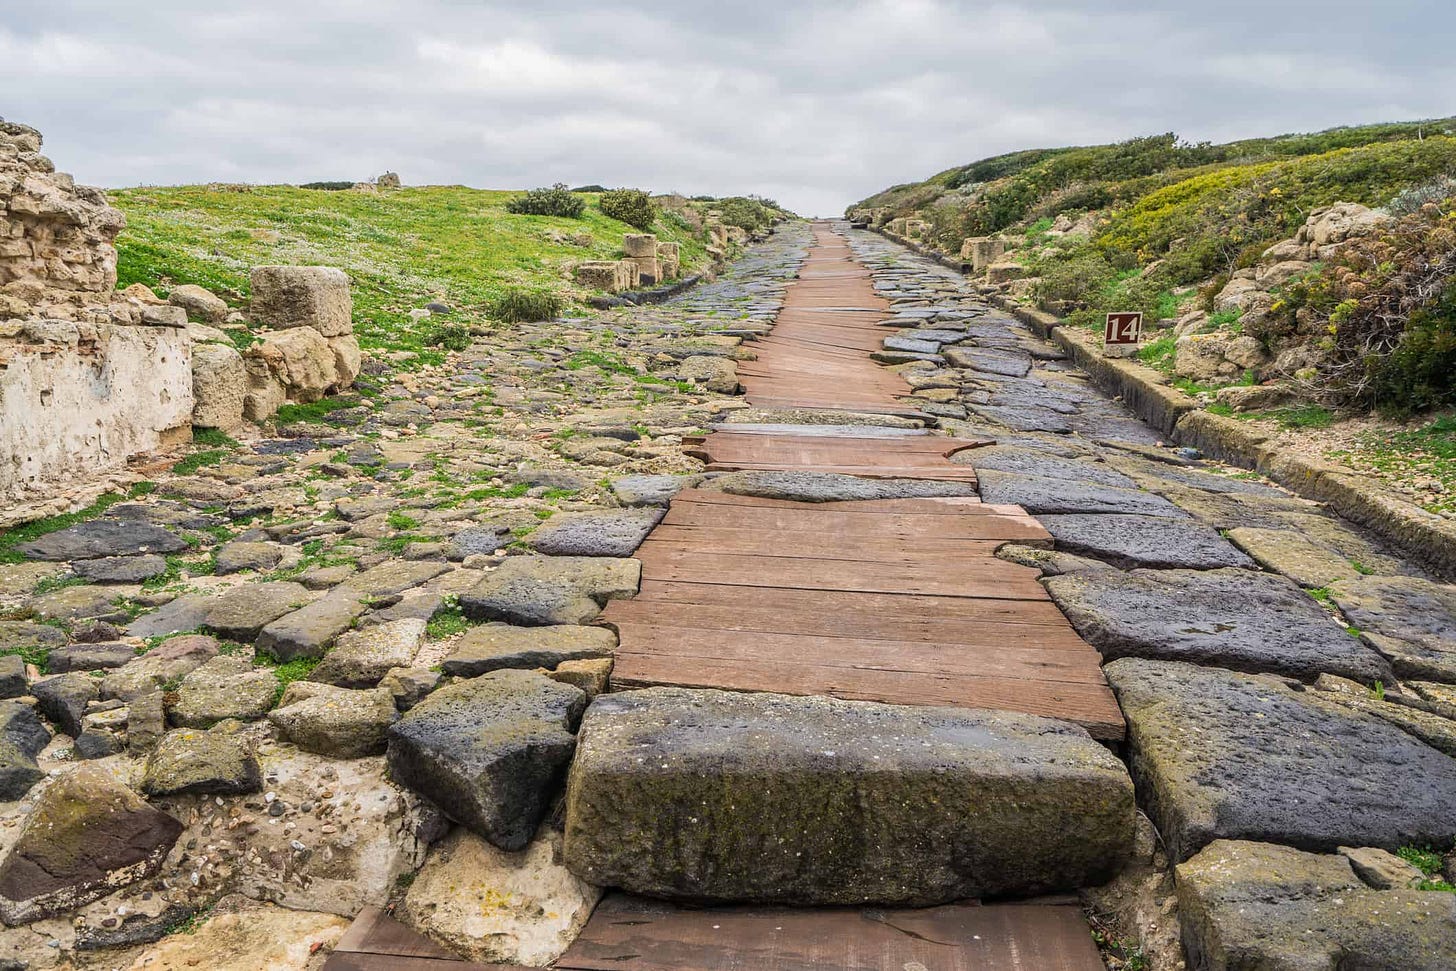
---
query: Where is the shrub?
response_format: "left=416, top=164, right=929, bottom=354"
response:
left=599, top=188, right=656, bottom=230
left=505, top=183, right=585, bottom=218
left=571, top=184, right=607, bottom=193
left=490, top=289, right=563, bottom=322
left=1034, top=250, right=1118, bottom=308
left=299, top=181, right=354, bottom=191
left=423, top=322, right=471, bottom=351
left=1277, top=205, right=1456, bottom=412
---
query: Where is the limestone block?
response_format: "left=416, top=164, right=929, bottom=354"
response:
left=168, top=283, right=229, bottom=323
left=329, top=334, right=361, bottom=389
left=629, top=256, right=660, bottom=286
left=618, top=260, right=640, bottom=290
left=248, top=327, right=339, bottom=403
left=572, top=261, right=621, bottom=292
left=242, top=354, right=286, bottom=422
left=249, top=265, right=353, bottom=336
left=961, top=236, right=1007, bottom=270
left=622, top=233, right=658, bottom=258
left=985, top=259, right=1027, bottom=284
left=191, top=341, right=247, bottom=429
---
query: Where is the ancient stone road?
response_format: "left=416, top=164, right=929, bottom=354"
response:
left=6, top=214, right=1456, bottom=969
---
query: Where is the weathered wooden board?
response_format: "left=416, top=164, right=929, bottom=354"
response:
left=557, top=894, right=1108, bottom=971
left=326, top=896, right=1107, bottom=970
left=615, top=488, right=1124, bottom=739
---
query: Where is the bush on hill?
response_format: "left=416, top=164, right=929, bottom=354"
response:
left=506, top=183, right=586, bottom=218
left=599, top=188, right=656, bottom=230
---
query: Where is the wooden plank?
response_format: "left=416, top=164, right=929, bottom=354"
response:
left=627, top=580, right=1074, bottom=626
left=333, top=907, right=460, bottom=959
left=609, top=623, right=1110, bottom=683
left=661, top=503, right=1051, bottom=542
left=322, top=958, right=509, bottom=971
left=610, top=654, right=1125, bottom=739
left=558, top=895, right=1107, bottom=971
left=599, top=598, right=1088, bottom=646
left=643, top=524, right=1007, bottom=559
left=632, top=548, right=1049, bottom=599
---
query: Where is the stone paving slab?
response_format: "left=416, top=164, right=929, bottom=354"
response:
left=1107, top=657, right=1456, bottom=862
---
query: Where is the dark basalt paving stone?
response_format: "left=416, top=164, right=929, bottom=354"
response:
left=968, top=404, right=1074, bottom=433
left=387, top=669, right=586, bottom=851
left=1040, top=514, right=1255, bottom=570
left=46, top=642, right=136, bottom=674
left=0, top=703, right=50, bottom=800
left=564, top=687, right=1134, bottom=905
left=709, top=470, right=979, bottom=503
left=1178, top=840, right=1456, bottom=971
left=955, top=445, right=1135, bottom=489
left=1105, top=453, right=1290, bottom=497
left=442, top=624, right=616, bottom=678
left=0, top=767, right=182, bottom=924
left=1107, top=658, right=1456, bottom=862
left=1048, top=567, right=1389, bottom=683
left=528, top=508, right=664, bottom=558
left=976, top=470, right=1186, bottom=517
left=1327, top=575, right=1456, bottom=681
left=72, top=555, right=168, bottom=583
left=16, top=521, right=187, bottom=561
left=943, top=345, right=1033, bottom=377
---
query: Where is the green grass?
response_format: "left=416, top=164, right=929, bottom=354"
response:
left=109, top=185, right=723, bottom=368
left=425, top=599, right=471, bottom=639
left=1398, top=846, right=1456, bottom=891
left=1327, top=414, right=1456, bottom=515
left=274, top=395, right=363, bottom=424
left=172, top=449, right=228, bottom=476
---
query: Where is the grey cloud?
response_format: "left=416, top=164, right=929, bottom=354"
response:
left=4, top=1, right=1452, bottom=215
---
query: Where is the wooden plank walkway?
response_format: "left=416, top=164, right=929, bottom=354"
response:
left=603, top=489, right=1123, bottom=739
left=607, top=223, right=1124, bottom=739
left=736, top=226, right=918, bottom=415
left=327, top=897, right=1106, bottom=971
left=684, top=428, right=984, bottom=480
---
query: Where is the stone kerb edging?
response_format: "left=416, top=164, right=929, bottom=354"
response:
left=993, top=296, right=1456, bottom=579
left=858, top=223, right=1456, bottom=577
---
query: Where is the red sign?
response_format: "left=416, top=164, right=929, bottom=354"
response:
left=1104, top=312, right=1142, bottom=346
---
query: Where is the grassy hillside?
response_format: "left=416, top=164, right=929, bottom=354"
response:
left=110, top=184, right=780, bottom=368
left=852, top=120, right=1456, bottom=413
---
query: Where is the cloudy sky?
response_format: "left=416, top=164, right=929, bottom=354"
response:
left=5, top=1, right=1452, bottom=215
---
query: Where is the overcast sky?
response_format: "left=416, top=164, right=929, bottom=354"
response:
left=5, top=1, right=1453, bottom=215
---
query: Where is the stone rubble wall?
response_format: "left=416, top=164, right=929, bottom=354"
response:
left=0, top=119, right=195, bottom=511
left=0, top=120, right=125, bottom=320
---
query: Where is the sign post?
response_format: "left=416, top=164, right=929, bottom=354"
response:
left=1103, top=312, right=1143, bottom=358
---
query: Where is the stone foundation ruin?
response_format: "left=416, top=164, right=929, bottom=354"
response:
left=0, top=119, right=359, bottom=520
left=0, top=119, right=194, bottom=514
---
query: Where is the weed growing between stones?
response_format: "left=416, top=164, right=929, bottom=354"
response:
left=490, top=289, right=563, bottom=323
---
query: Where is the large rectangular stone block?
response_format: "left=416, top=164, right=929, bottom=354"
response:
left=622, top=234, right=658, bottom=258
left=563, top=688, right=1134, bottom=905
left=572, top=261, right=622, bottom=292
left=961, top=236, right=1007, bottom=270
left=249, top=265, right=353, bottom=336
left=628, top=256, right=659, bottom=286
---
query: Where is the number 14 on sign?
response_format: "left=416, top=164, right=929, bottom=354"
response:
left=1103, top=312, right=1142, bottom=358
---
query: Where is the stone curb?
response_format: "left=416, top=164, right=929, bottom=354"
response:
left=587, top=274, right=704, bottom=309
left=862, top=224, right=1456, bottom=579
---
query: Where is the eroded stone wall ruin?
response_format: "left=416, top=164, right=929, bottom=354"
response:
left=0, top=119, right=193, bottom=513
